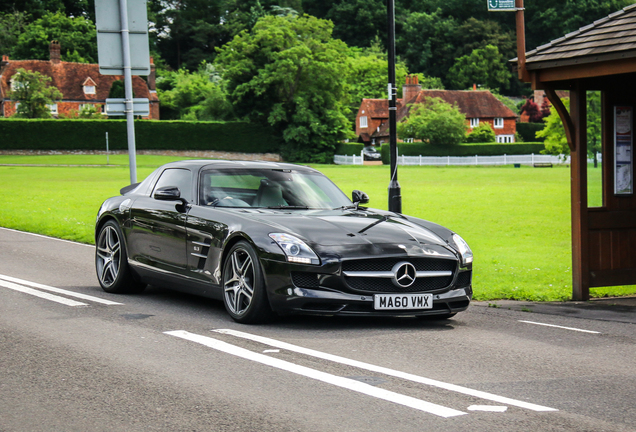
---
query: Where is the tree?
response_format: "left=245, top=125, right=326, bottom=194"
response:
left=215, top=14, right=351, bottom=163
left=157, top=63, right=234, bottom=121
left=537, top=93, right=602, bottom=160
left=520, top=99, right=543, bottom=123
left=396, top=97, right=466, bottom=146
left=346, top=46, right=409, bottom=122
left=13, top=12, right=96, bottom=62
left=448, top=45, right=511, bottom=92
left=466, top=123, right=495, bottom=143
left=0, top=11, right=27, bottom=58
left=9, top=68, right=63, bottom=118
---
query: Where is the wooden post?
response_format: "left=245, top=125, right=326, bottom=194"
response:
left=515, top=0, right=530, bottom=81
left=570, top=83, right=590, bottom=300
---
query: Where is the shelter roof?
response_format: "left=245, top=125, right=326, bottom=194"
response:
left=524, top=3, right=636, bottom=70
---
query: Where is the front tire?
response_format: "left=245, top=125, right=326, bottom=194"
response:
left=95, top=220, right=145, bottom=294
left=222, top=241, right=273, bottom=324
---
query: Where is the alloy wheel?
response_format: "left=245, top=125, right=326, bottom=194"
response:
left=96, top=225, right=121, bottom=287
left=224, top=248, right=254, bottom=316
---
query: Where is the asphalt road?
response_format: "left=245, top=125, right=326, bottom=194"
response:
left=1, top=227, right=635, bottom=432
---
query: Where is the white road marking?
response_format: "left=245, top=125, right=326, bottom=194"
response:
left=0, top=279, right=87, bottom=306
left=165, top=330, right=466, bottom=418
left=468, top=405, right=508, bottom=412
left=519, top=320, right=600, bottom=334
left=0, top=274, right=122, bottom=305
left=213, top=329, right=558, bottom=413
left=0, top=226, right=94, bottom=248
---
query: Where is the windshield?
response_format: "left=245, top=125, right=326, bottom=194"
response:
left=199, top=168, right=352, bottom=209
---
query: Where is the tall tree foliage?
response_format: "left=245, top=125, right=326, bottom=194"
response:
left=215, top=14, right=351, bottom=163
left=157, top=63, right=235, bottom=121
left=537, top=93, right=602, bottom=159
left=0, top=11, right=27, bottom=58
left=13, top=12, right=96, bottom=62
left=448, top=45, right=511, bottom=91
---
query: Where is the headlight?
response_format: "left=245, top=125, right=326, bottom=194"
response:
left=452, top=234, right=473, bottom=267
left=269, top=233, right=320, bottom=265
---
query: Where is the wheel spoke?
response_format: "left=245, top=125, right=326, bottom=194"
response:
left=223, top=247, right=256, bottom=316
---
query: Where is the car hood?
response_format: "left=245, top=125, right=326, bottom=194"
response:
left=235, top=208, right=458, bottom=260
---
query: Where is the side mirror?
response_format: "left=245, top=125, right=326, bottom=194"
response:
left=352, top=190, right=369, bottom=205
left=154, top=186, right=182, bottom=201
left=154, top=186, right=190, bottom=210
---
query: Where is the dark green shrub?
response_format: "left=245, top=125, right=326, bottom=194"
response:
left=517, top=122, right=546, bottom=142
left=335, top=142, right=364, bottom=155
left=0, top=118, right=281, bottom=153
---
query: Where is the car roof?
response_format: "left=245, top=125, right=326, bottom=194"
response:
left=159, top=159, right=319, bottom=173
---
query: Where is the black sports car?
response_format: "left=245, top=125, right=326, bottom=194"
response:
left=95, top=160, right=473, bottom=323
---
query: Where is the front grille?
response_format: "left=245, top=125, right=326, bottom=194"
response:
left=456, top=271, right=472, bottom=287
left=342, top=257, right=456, bottom=273
left=345, top=275, right=454, bottom=293
left=291, top=272, right=320, bottom=289
left=342, top=257, right=456, bottom=293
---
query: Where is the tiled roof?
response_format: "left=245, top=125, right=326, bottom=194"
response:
left=0, top=59, right=156, bottom=101
left=523, top=3, right=636, bottom=69
left=364, top=89, right=516, bottom=138
left=411, top=90, right=516, bottom=119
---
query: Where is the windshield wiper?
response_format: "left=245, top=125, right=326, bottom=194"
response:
left=333, top=204, right=359, bottom=211
left=265, top=205, right=309, bottom=210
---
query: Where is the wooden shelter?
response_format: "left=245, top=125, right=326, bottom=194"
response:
left=517, top=4, right=636, bottom=300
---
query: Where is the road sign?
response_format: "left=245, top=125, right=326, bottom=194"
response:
left=95, top=0, right=150, bottom=75
left=105, top=98, right=150, bottom=116
left=488, top=0, right=516, bottom=11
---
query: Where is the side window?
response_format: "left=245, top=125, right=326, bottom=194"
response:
left=153, top=168, right=193, bottom=202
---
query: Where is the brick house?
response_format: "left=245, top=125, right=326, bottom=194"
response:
left=356, top=75, right=517, bottom=144
left=0, top=41, right=159, bottom=119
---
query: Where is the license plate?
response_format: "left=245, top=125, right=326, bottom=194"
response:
left=373, top=293, right=433, bottom=310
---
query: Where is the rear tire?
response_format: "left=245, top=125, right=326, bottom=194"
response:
left=95, top=220, right=146, bottom=294
left=222, top=241, right=273, bottom=324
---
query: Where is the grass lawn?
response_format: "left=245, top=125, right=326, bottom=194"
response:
left=1, top=155, right=633, bottom=302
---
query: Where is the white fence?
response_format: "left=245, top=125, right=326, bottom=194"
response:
left=334, top=153, right=602, bottom=166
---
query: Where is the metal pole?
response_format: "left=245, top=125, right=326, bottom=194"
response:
left=106, top=131, right=109, bottom=165
left=387, top=0, right=401, bottom=213
left=119, top=0, right=137, bottom=183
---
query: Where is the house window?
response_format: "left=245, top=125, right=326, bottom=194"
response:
left=48, top=103, right=58, bottom=115
left=496, top=135, right=514, bottom=143
left=469, top=118, right=479, bottom=128
left=494, top=117, right=504, bottom=128
left=83, top=85, right=96, bottom=95
left=359, top=115, right=368, bottom=128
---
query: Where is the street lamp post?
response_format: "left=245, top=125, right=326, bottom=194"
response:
left=387, top=0, right=402, bottom=213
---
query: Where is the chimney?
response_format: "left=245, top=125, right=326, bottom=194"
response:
left=1, top=55, right=8, bottom=68
left=50, top=40, right=61, bottom=64
left=402, top=74, right=421, bottom=104
left=148, top=56, right=156, bottom=90
left=473, top=83, right=477, bottom=91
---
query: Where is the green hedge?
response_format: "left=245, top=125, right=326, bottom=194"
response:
left=380, top=142, right=546, bottom=164
left=517, top=122, right=546, bottom=142
left=335, top=142, right=365, bottom=155
left=0, top=118, right=282, bottom=153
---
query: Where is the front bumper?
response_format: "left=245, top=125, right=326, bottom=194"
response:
left=261, top=257, right=472, bottom=317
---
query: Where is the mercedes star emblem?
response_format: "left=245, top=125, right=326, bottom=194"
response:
left=392, top=261, right=417, bottom=288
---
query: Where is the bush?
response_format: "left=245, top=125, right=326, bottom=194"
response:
left=380, top=142, right=546, bottom=163
left=465, top=123, right=496, bottom=143
left=335, top=142, right=365, bottom=155
left=517, top=122, right=546, bottom=142
left=0, top=118, right=281, bottom=153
